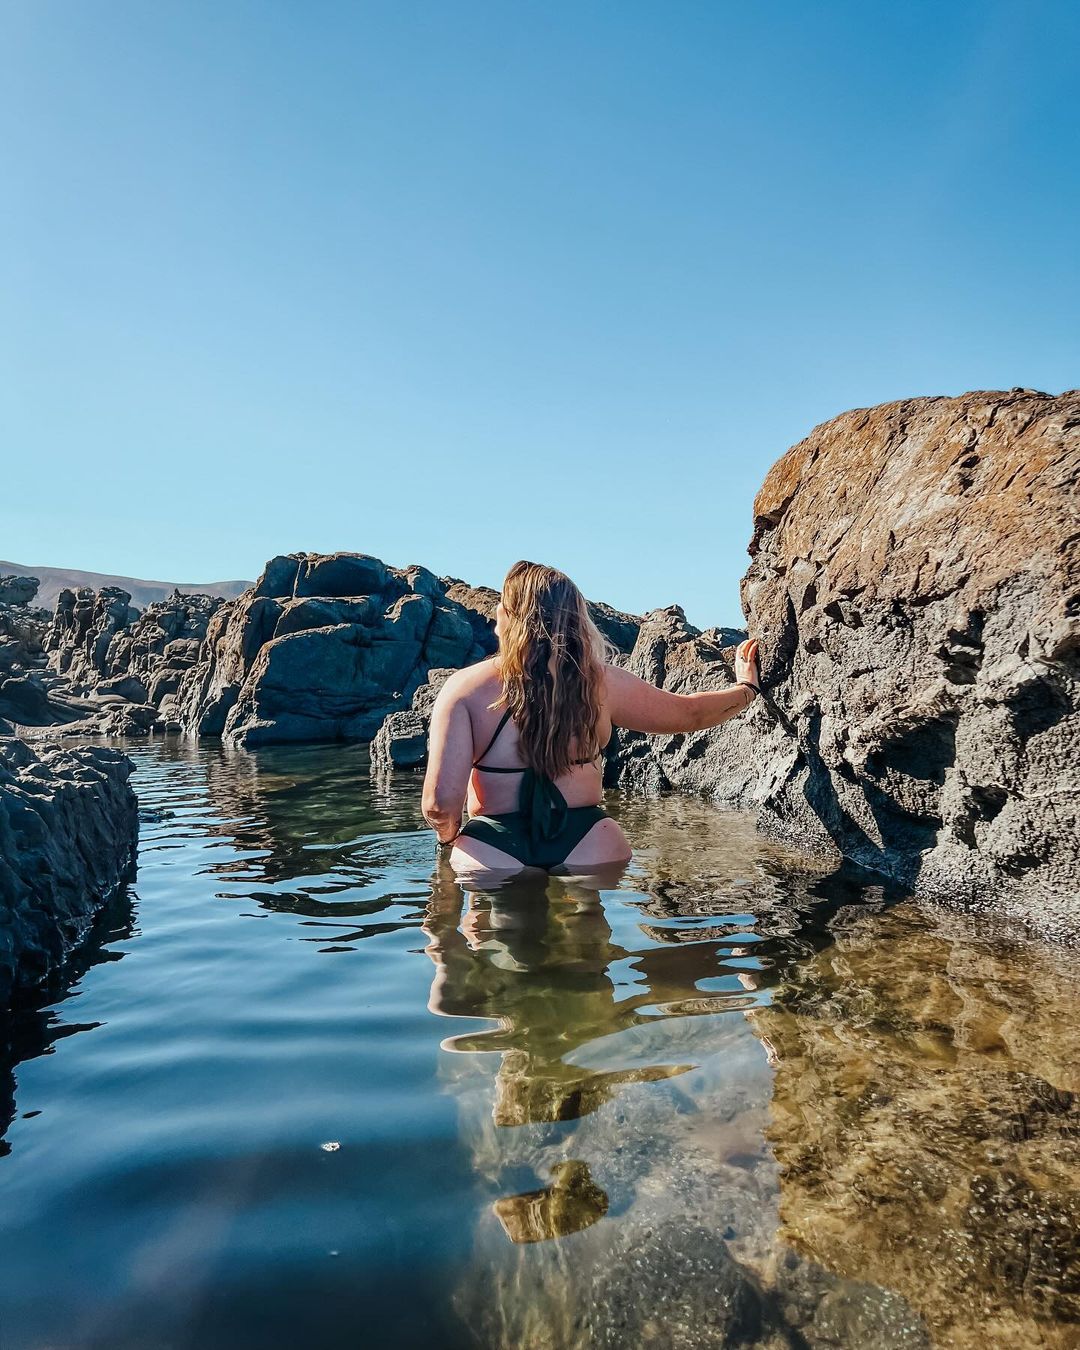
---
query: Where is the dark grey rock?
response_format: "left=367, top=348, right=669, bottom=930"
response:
left=370, top=710, right=428, bottom=769
left=0, top=575, right=39, bottom=607
left=178, top=555, right=497, bottom=748
left=39, top=589, right=224, bottom=736
left=273, top=596, right=377, bottom=637
left=588, top=599, right=642, bottom=654
left=370, top=668, right=455, bottom=772
left=44, top=586, right=134, bottom=686
left=0, top=738, right=137, bottom=1003
left=252, top=554, right=302, bottom=599
left=100, top=703, right=161, bottom=738
left=411, top=668, right=455, bottom=717
left=0, top=576, right=50, bottom=674
left=97, top=675, right=148, bottom=704
left=294, top=552, right=391, bottom=599
left=0, top=676, right=51, bottom=725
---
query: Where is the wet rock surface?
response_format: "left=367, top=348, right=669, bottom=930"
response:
left=0, top=737, right=137, bottom=1003
left=611, top=389, right=1080, bottom=930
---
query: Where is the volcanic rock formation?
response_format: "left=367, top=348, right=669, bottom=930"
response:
left=370, top=668, right=456, bottom=772
left=174, top=554, right=499, bottom=747
left=0, top=575, right=72, bottom=730
left=46, top=587, right=221, bottom=699
left=0, top=575, right=50, bottom=676
left=0, top=738, right=138, bottom=1003
left=611, top=389, right=1080, bottom=927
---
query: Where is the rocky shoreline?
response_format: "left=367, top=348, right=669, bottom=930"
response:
left=611, top=389, right=1080, bottom=935
left=1, top=386, right=1077, bottom=995
left=0, top=738, right=137, bottom=1003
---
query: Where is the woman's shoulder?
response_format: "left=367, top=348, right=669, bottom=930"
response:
left=435, top=656, right=501, bottom=704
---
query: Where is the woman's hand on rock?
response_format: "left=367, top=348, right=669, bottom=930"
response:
left=735, top=638, right=760, bottom=689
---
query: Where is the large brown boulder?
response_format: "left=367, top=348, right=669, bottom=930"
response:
left=0, top=738, right=138, bottom=1003
left=613, top=389, right=1080, bottom=929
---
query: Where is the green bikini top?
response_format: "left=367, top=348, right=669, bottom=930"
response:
left=472, top=708, right=601, bottom=842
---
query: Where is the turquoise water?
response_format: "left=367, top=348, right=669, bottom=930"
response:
left=0, top=741, right=1076, bottom=1349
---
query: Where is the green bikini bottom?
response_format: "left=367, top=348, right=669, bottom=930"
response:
left=456, top=805, right=608, bottom=870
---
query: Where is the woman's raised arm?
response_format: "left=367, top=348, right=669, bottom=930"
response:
left=605, top=639, right=760, bottom=734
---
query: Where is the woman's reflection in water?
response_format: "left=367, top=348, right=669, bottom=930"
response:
left=421, top=859, right=684, bottom=1243
left=423, top=859, right=688, bottom=1122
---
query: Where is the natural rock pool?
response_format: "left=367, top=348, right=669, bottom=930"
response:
left=0, top=741, right=1076, bottom=1349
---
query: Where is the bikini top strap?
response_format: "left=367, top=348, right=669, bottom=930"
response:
left=473, top=708, right=606, bottom=773
left=472, top=707, right=515, bottom=769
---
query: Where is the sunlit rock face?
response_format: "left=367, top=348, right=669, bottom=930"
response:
left=45, top=587, right=221, bottom=696
left=751, top=903, right=1080, bottom=1349
left=32, top=587, right=222, bottom=735
left=175, top=554, right=500, bottom=747
left=613, top=390, right=1080, bottom=930
left=0, top=575, right=52, bottom=728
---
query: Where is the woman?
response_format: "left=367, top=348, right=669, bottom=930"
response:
left=422, top=561, right=761, bottom=876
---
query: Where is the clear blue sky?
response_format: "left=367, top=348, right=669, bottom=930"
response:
left=4, top=1, right=1078, bottom=626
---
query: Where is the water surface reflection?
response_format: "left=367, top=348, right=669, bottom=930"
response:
left=0, top=740, right=1074, bottom=1349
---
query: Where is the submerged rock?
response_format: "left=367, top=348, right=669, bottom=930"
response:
left=612, top=389, right=1080, bottom=927
left=0, top=738, right=138, bottom=1003
left=750, top=902, right=1080, bottom=1347
left=589, top=1220, right=766, bottom=1348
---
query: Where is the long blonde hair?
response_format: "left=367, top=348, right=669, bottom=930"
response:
left=495, top=561, right=612, bottom=780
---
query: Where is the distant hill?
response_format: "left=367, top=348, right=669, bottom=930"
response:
left=0, top=560, right=252, bottom=612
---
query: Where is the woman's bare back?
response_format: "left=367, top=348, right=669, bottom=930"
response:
left=456, top=659, right=612, bottom=818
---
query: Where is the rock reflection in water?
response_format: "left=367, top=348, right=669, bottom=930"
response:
left=0, top=883, right=135, bottom=1153
left=155, top=738, right=433, bottom=942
